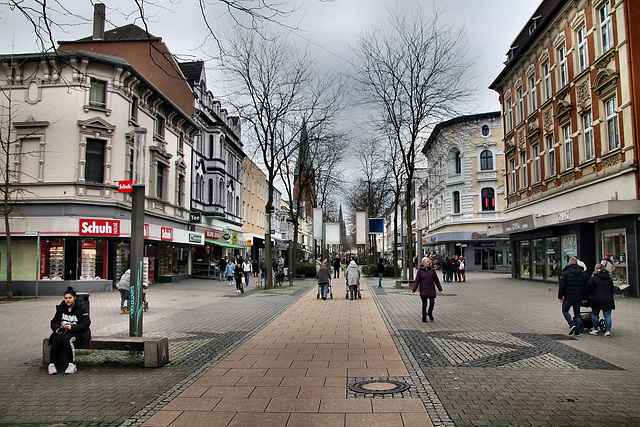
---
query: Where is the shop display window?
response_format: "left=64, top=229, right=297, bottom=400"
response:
left=532, top=239, right=544, bottom=279
left=561, top=234, right=577, bottom=269
left=42, top=240, right=64, bottom=280
left=79, top=239, right=105, bottom=280
left=545, top=238, right=560, bottom=279
left=519, top=241, right=530, bottom=278
left=159, top=245, right=188, bottom=276
left=602, top=230, right=627, bottom=285
left=116, top=243, right=130, bottom=283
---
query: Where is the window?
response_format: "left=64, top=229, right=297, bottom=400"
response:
left=529, top=75, right=537, bottom=111
left=178, top=174, right=185, bottom=206
left=236, top=196, right=240, bottom=216
left=130, top=96, right=139, bottom=122
left=605, top=97, right=619, bottom=150
left=480, top=150, right=493, bottom=171
left=156, top=164, right=165, bottom=199
left=208, top=179, right=213, bottom=204
left=543, top=61, right=552, bottom=100
left=509, top=158, right=516, bottom=193
left=507, top=98, right=514, bottom=130
left=89, top=80, right=106, bottom=107
left=520, top=152, right=528, bottom=188
left=178, top=133, right=184, bottom=153
left=85, top=139, right=105, bottom=183
left=209, top=135, right=214, bottom=158
left=599, top=2, right=613, bottom=53
left=218, top=179, right=224, bottom=205
left=563, top=124, right=573, bottom=170
left=533, top=145, right=541, bottom=183
left=455, top=151, right=461, bottom=174
left=129, top=147, right=134, bottom=181
left=453, top=191, right=460, bottom=214
left=557, top=45, right=568, bottom=88
left=577, top=26, right=588, bottom=73
left=155, top=115, right=165, bottom=139
left=481, top=188, right=495, bottom=211
left=219, top=136, right=224, bottom=159
left=482, top=125, right=490, bottom=136
left=583, top=112, right=594, bottom=160
left=517, top=88, right=524, bottom=121
left=237, top=161, right=241, bottom=180
left=547, top=134, right=556, bottom=177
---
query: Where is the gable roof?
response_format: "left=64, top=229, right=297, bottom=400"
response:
left=61, top=24, right=160, bottom=43
left=178, top=61, right=205, bottom=85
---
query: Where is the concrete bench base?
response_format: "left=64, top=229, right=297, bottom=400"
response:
left=43, top=336, right=169, bottom=368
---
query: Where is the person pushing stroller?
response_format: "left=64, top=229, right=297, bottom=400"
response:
left=345, top=258, right=361, bottom=300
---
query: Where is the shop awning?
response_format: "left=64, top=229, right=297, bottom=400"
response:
left=205, top=239, right=246, bottom=249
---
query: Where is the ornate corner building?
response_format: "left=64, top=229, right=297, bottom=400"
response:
left=489, top=0, right=639, bottom=295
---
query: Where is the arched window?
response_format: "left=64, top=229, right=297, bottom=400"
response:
left=480, top=150, right=493, bottom=171
left=208, top=179, right=213, bottom=204
left=481, top=187, right=495, bottom=211
left=482, top=125, right=490, bottom=136
left=218, top=179, right=224, bottom=205
left=195, top=175, right=201, bottom=201
left=219, top=135, right=224, bottom=159
left=236, top=196, right=240, bottom=216
left=455, top=151, right=461, bottom=174
left=453, top=191, right=460, bottom=214
left=209, top=135, right=214, bottom=159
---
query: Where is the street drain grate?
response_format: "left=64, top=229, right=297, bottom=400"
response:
left=349, top=379, right=410, bottom=395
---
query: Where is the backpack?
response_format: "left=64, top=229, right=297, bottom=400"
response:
left=459, top=260, right=465, bottom=271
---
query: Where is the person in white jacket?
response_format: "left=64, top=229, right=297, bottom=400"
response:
left=242, top=258, right=253, bottom=287
left=116, top=269, right=131, bottom=314
left=345, top=259, right=361, bottom=300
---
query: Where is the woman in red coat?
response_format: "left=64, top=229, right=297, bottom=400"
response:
left=411, top=257, right=443, bottom=322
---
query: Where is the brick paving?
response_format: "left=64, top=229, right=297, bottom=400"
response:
left=0, top=272, right=639, bottom=426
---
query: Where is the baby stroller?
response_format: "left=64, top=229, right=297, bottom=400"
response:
left=579, top=301, right=604, bottom=334
left=317, top=282, right=333, bottom=299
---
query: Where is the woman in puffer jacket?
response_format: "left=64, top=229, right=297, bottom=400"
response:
left=587, top=263, right=615, bottom=337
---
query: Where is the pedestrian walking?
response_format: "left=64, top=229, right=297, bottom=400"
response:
left=116, top=268, right=131, bottom=314
left=252, top=258, right=259, bottom=277
left=451, top=257, right=460, bottom=282
left=48, top=287, right=91, bottom=375
left=411, top=257, right=443, bottom=322
left=588, top=263, right=615, bottom=337
left=219, top=257, right=227, bottom=281
left=377, top=258, right=385, bottom=287
left=345, top=259, right=361, bottom=300
left=442, top=256, right=451, bottom=282
left=242, top=258, right=252, bottom=287
left=333, top=256, right=341, bottom=278
left=225, top=261, right=235, bottom=286
left=234, top=262, right=244, bottom=293
left=458, top=256, right=466, bottom=282
left=317, top=260, right=331, bottom=300
left=558, top=257, right=588, bottom=335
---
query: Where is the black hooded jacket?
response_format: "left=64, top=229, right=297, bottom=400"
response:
left=50, top=300, right=91, bottom=342
left=588, top=270, right=615, bottom=311
left=558, top=263, right=588, bottom=302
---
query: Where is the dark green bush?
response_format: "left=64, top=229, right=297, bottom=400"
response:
left=384, top=265, right=399, bottom=277
left=295, top=262, right=317, bottom=278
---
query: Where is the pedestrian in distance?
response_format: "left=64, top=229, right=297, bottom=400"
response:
left=48, top=287, right=91, bottom=375
left=219, top=256, right=227, bottom=281
left=451, top=257, right=460, bottom=282
left=558, top=257, right=588, bottom=336
left=333, top=256, right=341, bottom=278
left=588, top=263, right=615, bottom=337
left=345, top=259, right=361, bottom=300
left=458, top=256, right=466, bottom=282
left=317, top=260, right=331, bottom=300
left=442, top=256, right=451, bottom=282
left=411, top=257, right=443, bottom=322
left=116, top=268, right=131, bottom=314
left=242, top=257, right=252, bottom=287
left=377, top=258, right=385, bottom=288
left=234, top=262, right=244, bottom=293
left=252, top=258, right=259, bottom=278
left=601, top=253, right=616, bottom=274
left=225, top=261, right=235, bottom=286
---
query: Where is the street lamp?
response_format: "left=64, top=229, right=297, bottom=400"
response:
left=130, top=127, right=146, bottom=337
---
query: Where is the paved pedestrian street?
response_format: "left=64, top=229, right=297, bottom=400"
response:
left=0, top=272, right=638, bottom=426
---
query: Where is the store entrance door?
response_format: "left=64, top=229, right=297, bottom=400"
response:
left=474, top=248, right=496, bottom=271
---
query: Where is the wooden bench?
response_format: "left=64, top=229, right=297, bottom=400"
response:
left=395, top=280, right=414, bottom=288
left=43, top=336, right=169, bottom=368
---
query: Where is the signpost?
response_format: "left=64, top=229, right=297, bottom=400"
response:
left=189, top=212, right=202, bottom=224
left=130, top=127, right=146, bottom=338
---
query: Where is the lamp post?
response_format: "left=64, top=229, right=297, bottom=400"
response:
left=130, top=127, right=147, bottom=337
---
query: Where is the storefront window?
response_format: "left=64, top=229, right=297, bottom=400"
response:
left=41, top=239, right=64, bottom=280
left=532, top=239, right=544, bottom=279
left=545, top=238, right=560, bottom=279
left=602, top=230, right=627, bottom=285
left=115, top=242, right=130, bottom=283
left=79, top=239, right=105, bottom=279
left=561, top=234, right=577, bottom=269
left=159, top=245, right=188, bottom=276
left=519, top=241, right=530, bottom=278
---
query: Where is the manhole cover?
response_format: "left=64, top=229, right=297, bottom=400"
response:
left=349, top=379, right=410, bottom=395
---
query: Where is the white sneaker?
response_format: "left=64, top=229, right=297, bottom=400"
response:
left=589, top=329, right=598, bottom=336
left=64, top=363, right=77, bottom=374
left=48, top=363, right=57, bottom=375
left=604, top=332, right=611, bottom=338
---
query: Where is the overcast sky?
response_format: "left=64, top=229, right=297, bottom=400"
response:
left=1, top=0, right=540, bottom=114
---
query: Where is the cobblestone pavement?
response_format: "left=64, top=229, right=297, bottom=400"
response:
left=370, top=272, right=640, bottom=427
left=0, top=279, right=311, bottom=426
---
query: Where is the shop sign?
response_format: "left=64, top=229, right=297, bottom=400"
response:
left=117, top=180, right=133, bottom=193
left=557, top=211, right=570, bottom=222
left=82, top=240, right=97, bottom=249
left=144, top=223, right=149, bottom=239
left=232, top=231, right=238, bottom=244
left=161, top=227, right=174, bottom=241
left=247, top=240, right=252, bottom=247
left=79, top=219, right=120, bottom=236
left=471, top=232, right=488, bottom=239
left=189, top=212, right=202, bottom=224
left=223, top=233, right=230, bottom=240
left=205, top=230, right=221, bottom=239
left=502, top=215, right=536, bottom=234
left=189, top=233, right=203, bottom=244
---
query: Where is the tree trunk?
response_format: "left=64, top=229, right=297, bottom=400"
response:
left=4, top=213, right=12, bottom=300
left=405, top=186, right=414, bottom=281
left=393, top=199, right=399, bottom=278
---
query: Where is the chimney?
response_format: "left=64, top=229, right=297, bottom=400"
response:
left=93, top=4, right=106, bottom=40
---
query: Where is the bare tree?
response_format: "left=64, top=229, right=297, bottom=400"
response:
left=220, top=26, right=341, bottom=288
left=352, top=4, right=474, bottom=279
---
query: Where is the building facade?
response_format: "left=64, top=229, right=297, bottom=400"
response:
left=420, top=112, right=510, bottom=271
left=0, top=50, right=200, bottom=295
left=489, top=0, right=639, bottom=295
left=242, top=156, right=267, bottom=264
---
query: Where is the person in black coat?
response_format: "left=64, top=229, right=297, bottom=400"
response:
left=377, top=258, right=385, bottom=288
left=587, top=264, right=615, bottom=337
left=48, top=287, right=91, bottom=375
left=333, top=256, right=341, bottom=278
left=558, top=257, right=588, bottom=336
